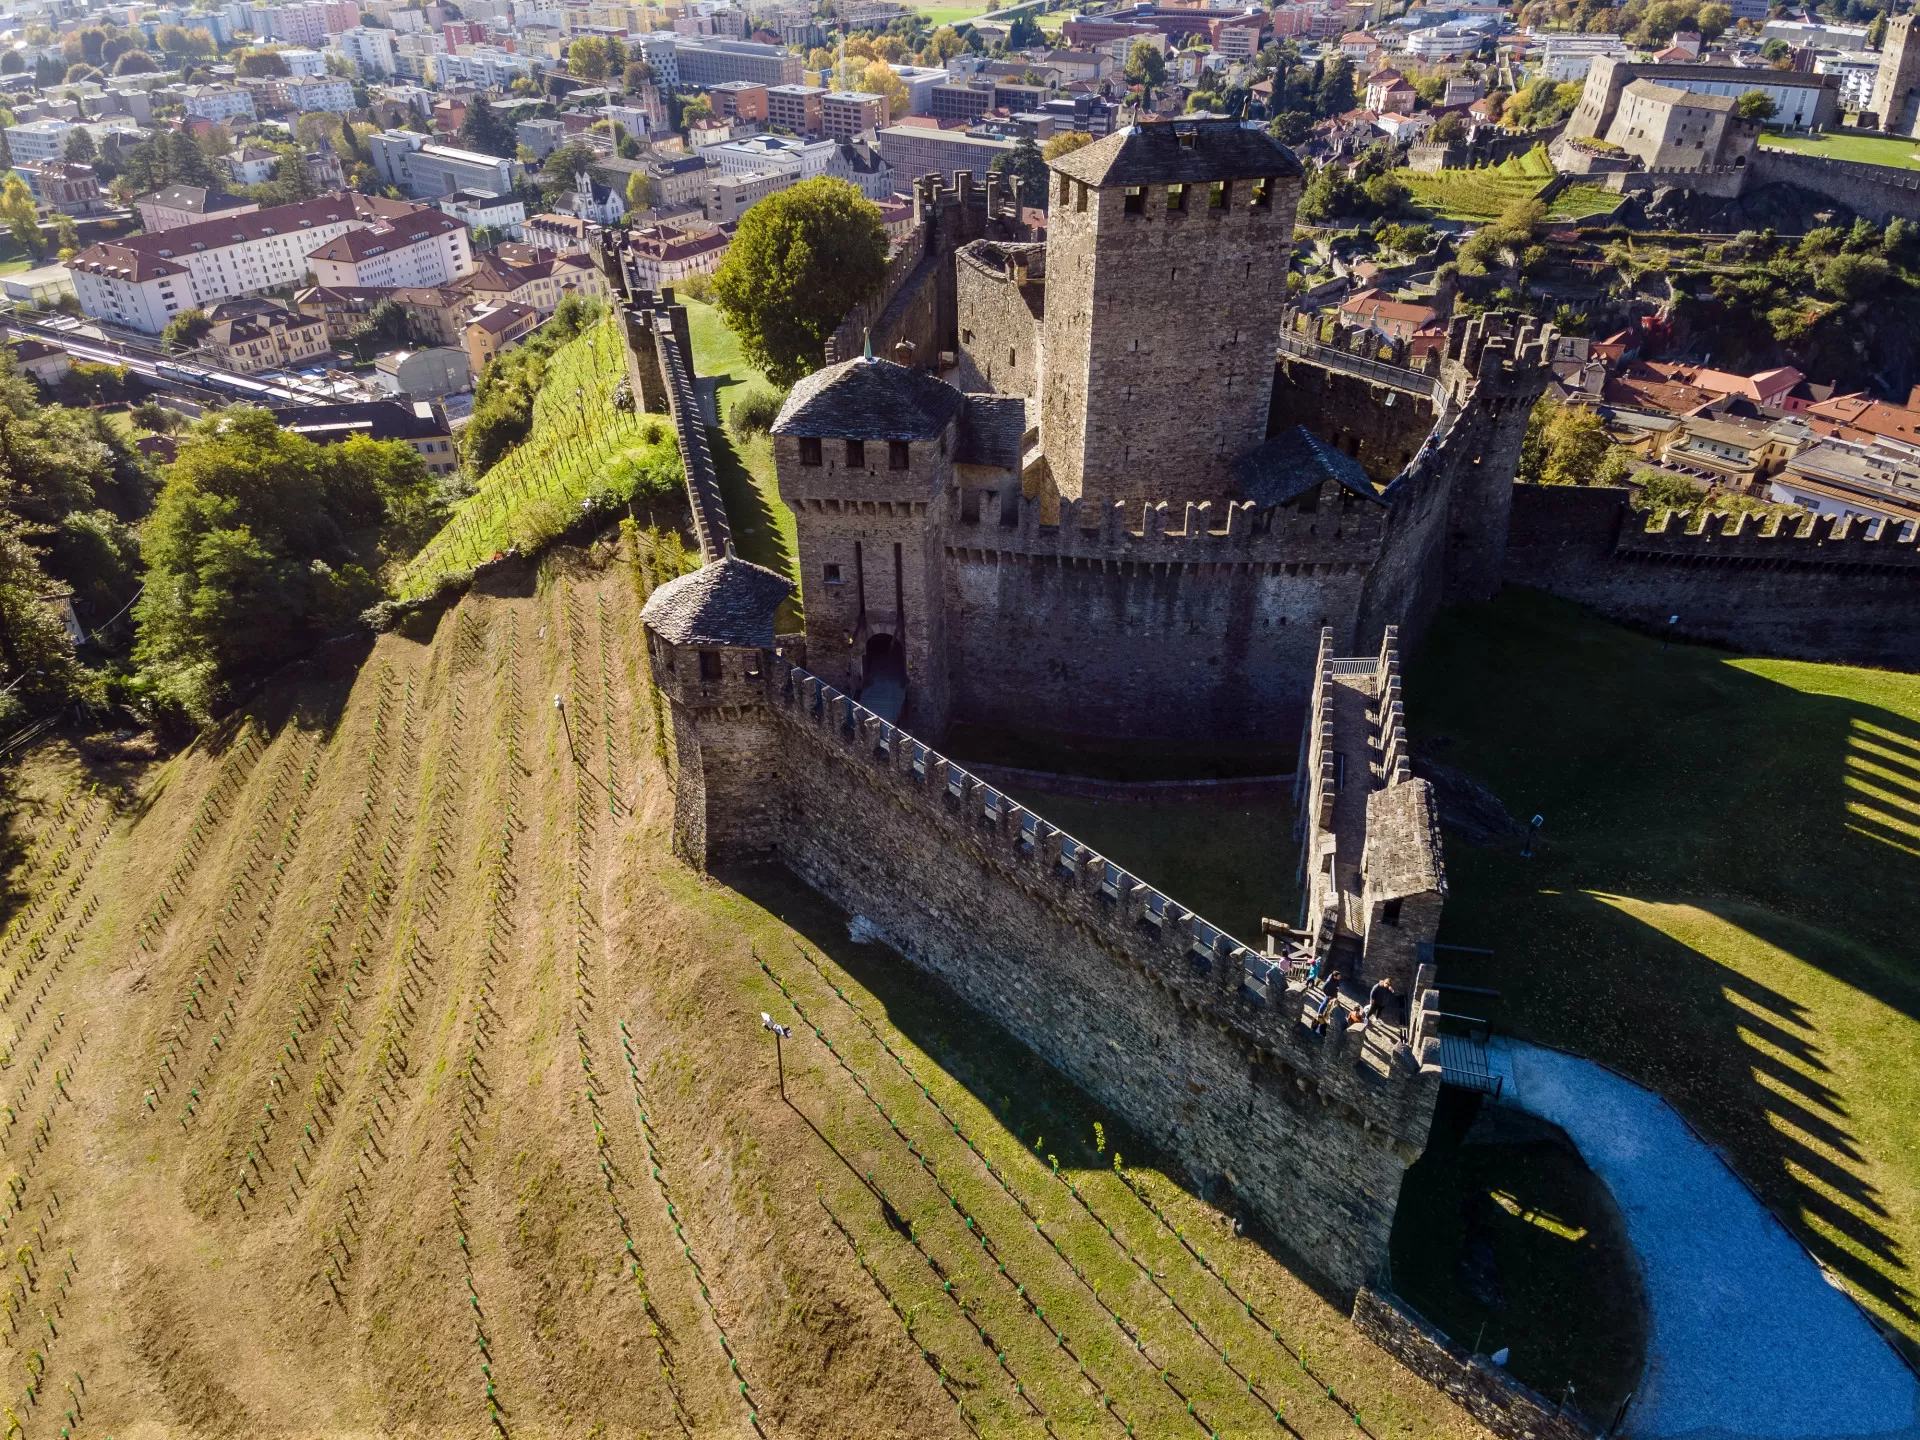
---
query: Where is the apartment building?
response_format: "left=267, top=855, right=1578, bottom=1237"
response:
left=183, top=84, right=257, bottom=122
left=465, top=300, right=540, bottom=371
left=826, top=137, right=890, bottom=199
left=463, top=248, right=607, bottom=315
left=663, top=36, right=803, bottom=87
left=821, top=90, right=887, bottom=140
left=439, top=190, right=527, bottom=238
left=305, top=206, right=475, bottom=288
left=260, top=1, right=360, bottom=44
left=199, top=297, right=331, bottom=374
left=281, top=74, right=356, bottom=112
left=432, top=46, right=535, bottom=86
left=135, top=183, right=260, bottom=232
left=370, top=132, right=518, bottom=198
left=710, top=79, right=769, bottom=122
left=766, top=82, right=826, bottom=134
left=626, top=220, right=729, bottom=288
left=876, top=123, right=1011, bottom=184
left=706, top=167, right=791, bottom=222
left=929, top=82, right=993, bottom=124
left=68, top=193, right=468, bottom=334
left=337, top=26, right=398, bottom=76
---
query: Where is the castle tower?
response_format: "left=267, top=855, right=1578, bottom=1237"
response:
left=769, top=355, right=977, bottom=736
left=1038, top=119, right=1303, bottom=504
left=1870, top=14, right=1920, bottom=136
left=640, top=553, right=794, bottom=869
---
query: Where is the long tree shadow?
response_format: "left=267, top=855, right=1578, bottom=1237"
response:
left=1408, top=587, right=1920, bottom=1362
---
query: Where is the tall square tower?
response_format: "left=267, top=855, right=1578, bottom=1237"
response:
left=1038, top=120, right=1303, bottom=504
left=1870, top=15, right=1920, bottom=136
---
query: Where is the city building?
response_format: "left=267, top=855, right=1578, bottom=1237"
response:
left=706, top=167, right=792, bottom=222
left=370, top=132, right=518, bottom=198
left=373, top=345, right=472, bottom=399
left=1534, top=32, right=1629, bottom=82
left=198, top=297, right=331, bottom=374
left=876, top=123, right=1012, bottom=185
left=462, top=247, right=607, bottom=315
left=625, top=219, right=730, bottom=288
left=713, top=132, right=834, bottom=179
left=821, top=90, right=888, bottom=140
left=68, top=193, right=469, bottom=333
left=517, top=116, right=567, bottom=158
left=336, top=25, right=398, bottom=77
left=826, top=137, right=891, bottom=199
left=270, top=398, right=461, bottom=476
left=709, top=79, right=769, bottom=122
left=439, top=190, right=527, bottom=239
left=657, top=36, right=802, bottom=88
left=135, top=183, right=260, bottom=232
left=765, top=82, right=827, bottom=135
left=16, top=161, right=105, bottom=215
left=306, top=206, right=475, bottom=288
left=464, top=299, right=540, bottom=371
left=1769, top=437, right=1920, bottom=522
left=182, top=84, right=257, bottom=122
left=431, top=46, right=535, bottom=87
left=281, top=75, right=355, bottom=113
left=5, top=119, right=141, bottom=164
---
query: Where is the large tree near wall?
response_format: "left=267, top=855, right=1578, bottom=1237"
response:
left=712, top=177, right=889, bottom=387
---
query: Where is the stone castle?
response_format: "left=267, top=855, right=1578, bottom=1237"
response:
left=600, top=117, right=1920, bottom=1304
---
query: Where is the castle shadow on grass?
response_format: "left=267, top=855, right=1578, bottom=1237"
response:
left=1411, top=587, right=1920, bottom=1360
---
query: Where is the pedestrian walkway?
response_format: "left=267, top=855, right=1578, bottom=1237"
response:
left=1485, top=1039, right=1919, bottom=1440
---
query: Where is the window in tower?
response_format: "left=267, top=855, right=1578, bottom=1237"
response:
left=889, top=440, right=910, bottom=469
left=1166, top=183, right=1187, bottom=212
left=1124, top=185, right=1144, bottom=213
left=1251, top=177, right=1273, bottom=209
left=1076, top=181, right=1088, bottom=211
left=1209, top=180, right=1229, bottom=210
left=846, top=439, right=866, bottom=467
left=799, top=437, right=822, bottom=466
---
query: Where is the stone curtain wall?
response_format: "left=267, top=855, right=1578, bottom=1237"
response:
left=1352, top=1289, right=1601, bottom=1440
left=1505, top=484, right=1920, bottom=668
left=1749, top=148, right=1920, bottom=225
left=1267, top=359, right=1446, bottom=485
left=763, top=664, right=1444, bottom=1293
left=942, top=489, right=1386, bottom=741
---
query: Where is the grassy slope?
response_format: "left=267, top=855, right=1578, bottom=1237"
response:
left=0, top=553, right=1491, bottom=1438
left=396, top=316, right=675, bottom=600
left=1409, top=588, right=1920, bottom=1361
left=1759, top=130, right=1920, bottom=172
left=682, top=298, right=802, bottom=621
left=1402, top=169, right=1618, bottom=222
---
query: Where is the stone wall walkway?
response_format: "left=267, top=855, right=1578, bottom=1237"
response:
left=1486, top=1039, right=1919, bottom=1440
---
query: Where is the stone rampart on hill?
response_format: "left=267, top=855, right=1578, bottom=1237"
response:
left=760, top=661, right=1445, bottom=1294
left=1505, top=483, right=1920, bottom=667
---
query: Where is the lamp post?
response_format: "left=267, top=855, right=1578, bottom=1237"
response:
left=761, top=1012, right=792, bottom=1097
left=552, top=694, right=622, bottom=810
left=1521, top=813, right=1544, bottom=859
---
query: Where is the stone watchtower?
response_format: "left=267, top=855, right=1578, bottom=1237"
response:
left=1038, top=119, right=1304, bottom=504
left=639, top=553, right=794, bottom=869
left=769, top=354, right=1025, bottom=737
left=1871, top=14, right=1920, bottom=136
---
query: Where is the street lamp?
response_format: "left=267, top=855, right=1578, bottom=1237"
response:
left=1521, top=814, right=1544, bottom=859
left=552, top=694, right=623, bottom=810
left=761, top=1012, right=792, bottom=1097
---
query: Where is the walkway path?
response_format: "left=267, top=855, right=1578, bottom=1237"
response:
left=1486, top=1039, right=1919, bottom=1440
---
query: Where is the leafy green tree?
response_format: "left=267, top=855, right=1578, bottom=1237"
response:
left=1124, top=38, right=1165, bottom=97
left=1296, top=165, right=1358, bottom=222
left=1042, top=131, right=1094, bottom=162
left=567, top=34, right=615, bottom=82
left=348, top=297, right=412, bottom=361
left=62, top=127, right=95, bottom=164
left=1267, top=109, right=1313, bottom=144
left=990, top=135, right=1049, bottom=210
left=457, top=99, right=518, bottom=158
left=0, top=491, right=78, bottom=718
left=166, top=127, right=214, bottom=187
left=0, top=175, right=43, bottom=259
left=112, top=48, right=156, bottom=74
left=1819, top=251, right=1890, bottom=301
left=163, top=309, right=213, bottom=351
left=626, top=169, right=651, bottom=211
left=133, top=409, right=437, bottom=721
left=1540, top=406, right=1612, bottom=485
left=235, top=47, right=288, bottom=76
left=1734, top=89, right=1777, bottom=121
left=712, top=177, right=889, bottom=386
left=1313, top=57, right=1356, bottom=117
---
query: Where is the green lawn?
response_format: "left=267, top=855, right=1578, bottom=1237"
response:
left=902, top=0, right=994, bottom=22
left=1400, top=167, right=1618, bottom=222
left=1760, top=130, right=1920, bottom=172
left=1410, top=588, right=1920, bottom=1364
left=681, top=299, right=801, bottom=621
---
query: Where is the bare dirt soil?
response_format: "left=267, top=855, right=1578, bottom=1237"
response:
left=0, top=542, right=1495, bottom=1439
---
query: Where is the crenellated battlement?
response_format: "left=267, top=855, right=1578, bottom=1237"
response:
left=1624, top=506, right=1920, bottom=567
left=766, top=657, right=1443, bottom=1122
left=946, top=487, right=1389, bottom=565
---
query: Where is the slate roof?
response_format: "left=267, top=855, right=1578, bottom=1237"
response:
left=771, top=356, right=967, bottom=441
left=1048, top=118, right=1302, bottom=188
left=956, top=394, right=1026, bottom=470
left=641, top=554, right=794, bottom=648
left=1362, top=779, right=1447, bottom=900
left=1231, top=425, right=1385, bottom=508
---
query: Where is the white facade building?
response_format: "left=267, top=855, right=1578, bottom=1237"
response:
left=430, top=46, right=534, bottom=87
left=336, top=25, right=398, bottom=77
left=1536, top=32, right=1629, bottom=81
left=306, top=209, right=475, bottom=287
left=183, top=85, right=257, bottom=122
left=67, top=193, right=470, bottom=334
left=712, top=132, right=834, bottom=179
left=278, top=46, right=327, bottom=75
left=282, top=75, right=355, bottom=112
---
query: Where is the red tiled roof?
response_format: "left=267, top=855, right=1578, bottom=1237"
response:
left=72, top=192, right=448, bottom=273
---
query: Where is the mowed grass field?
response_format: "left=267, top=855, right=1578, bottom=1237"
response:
left=0, top=544, right=1496, bottom=1437
left=683, top=298, right=802, bottom=621
left=1409, top=589, right=1920, bottom=1363
left=1759, top=130, right=1920, bottom=172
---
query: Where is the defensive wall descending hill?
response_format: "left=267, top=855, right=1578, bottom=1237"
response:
left=1507, top=483, right=1920, bottom=668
